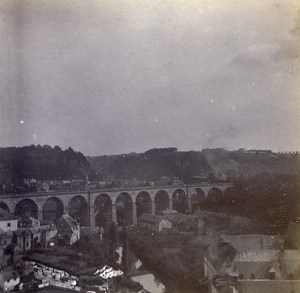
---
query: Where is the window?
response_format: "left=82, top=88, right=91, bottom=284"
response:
left=7, top=223, right=11, bottom=227
left=269, top=271, right=276, bottom=280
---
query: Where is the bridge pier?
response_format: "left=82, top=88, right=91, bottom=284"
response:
left=112, top=204, right=117, bottom=223
left=38, top=209, right=43, bottom=221
left=188, top=197, right=192, bottom=214
left=169, top=199, right=173, bottom=210
left=151, top=200, right=155, bottom=215
left=89, top=206, right=95, bottom=228
left=202, top=187, right=210, bottom=198
left=132, top=202, right=137, bottom=225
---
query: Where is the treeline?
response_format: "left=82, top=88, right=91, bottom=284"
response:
left=198, top=173, right=300, bottom=234
left=88, top=148, right=212, bottom=182
left=128, top=227, right=208, bottom=293
left=0, top=145, right=89, bottom=192
left=87, top=147, right=300, bottom=182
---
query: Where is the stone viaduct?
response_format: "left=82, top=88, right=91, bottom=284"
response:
left=0, top=183, right=232, bottom=227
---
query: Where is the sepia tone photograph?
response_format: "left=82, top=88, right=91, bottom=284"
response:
left=0, top=0, right=300, bottom=292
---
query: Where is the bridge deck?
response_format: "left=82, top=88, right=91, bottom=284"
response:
left=0, top=182, right=232, bottom=199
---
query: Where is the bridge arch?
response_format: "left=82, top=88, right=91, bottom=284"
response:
left=68, top=195, right=89, bottom=226
left=136, top=191, right=151, bottom=219
left=116, top=192, right=133, bottom=226
left=154, top=190, right=170, bottom=215
left=223, top=186, right=235, bottom=196
left=43, top=197, right=64, bottom=223
left=15, top=199, right=38, bottom=218
left=191, top=188, right=205, bottom=213
left=94, top=194, right=112, bottom=229
left=0, top=202, right=10, bottom=213
left=172, top=189, right=188, bottom=214
left=208, top=187, right=223, bottom=198
left=202, top=187, right=224, bottom=210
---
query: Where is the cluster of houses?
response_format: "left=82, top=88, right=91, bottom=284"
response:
left=32, top=261, right=79, bottom=291
left=56, top=214, right=81, bottom=245
left=138, top=208, right=300, bottom=292
left=0, top=208, right=56, bottom=258
left=138, top=209, right=254, bottom=235
left=193, top=210, right=254, bottom=234
left=138, top=209, right=204, bottom=233
left=27, top=261, right=123, bottom=292
left=203, top=222, right=300, bottom=293
left=0, top=207, right=82, bottom=291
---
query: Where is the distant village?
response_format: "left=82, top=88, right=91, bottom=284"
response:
left=3, top=174, right=230, bottom=195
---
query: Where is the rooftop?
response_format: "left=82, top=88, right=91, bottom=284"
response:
left=0, top=207, right=18, bottom=221
left=234, top=250, right=279, bottom=262
left=60, top=214, right=79, bottom=230
left=166, top=213, right=198, bottom=224
left=139, top=213, right=165, bottom=224
left=221, top=235, right=284, bottom=250
left=233, top=250, right=300, bottom=279
left=237, top=280, right=300, bottom=293
left=13, top=229, right=32, bottom=236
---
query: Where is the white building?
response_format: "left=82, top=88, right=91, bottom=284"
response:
left=139, top=213, right=172, bottom=232
left=0, top=208, right=18, bottom=232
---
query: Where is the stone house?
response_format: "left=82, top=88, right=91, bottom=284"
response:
left=18, top=216, right=40, bottom=228
left=13, top=230, right=32, bottom=254
left=0, top=230, right=14, bottom=254
left=163, top=210, right=203, bottom=233
left=18, top=217, right=57, bottom=247
left=204, top=235, right=300, bottom=293
left=138, top=213, right=172, bottom=232
left=57, top=214, right=80, bottom=245
left=0, top=208, right=18, bottom=232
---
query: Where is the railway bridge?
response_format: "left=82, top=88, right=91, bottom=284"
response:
left=0, top=183, right=232, bottom=227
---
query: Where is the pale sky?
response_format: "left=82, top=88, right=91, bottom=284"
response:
left=1, top=0, right=300, bottom=155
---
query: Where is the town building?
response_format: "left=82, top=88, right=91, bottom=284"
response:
left=18, top=216, right=40, bottom=228
left=220, top=234, right=284, bottom=251
left=56, top=214, right=80, bottom=245
left=204, top=234, right=300, bottom=293
left=0, top=208, right=18, bottom=232
left=18, top=216, right=57, bottom=248
left=155, top=176, right=171, bottom=186
left=234, top=280, right=300, bottom=293
left=0, top=230, right=14, bottom=254
left=163, top=209, right=204, bottom=233
left=13, top=230, right=32, bottom=254
left=194, top=210, right=254, bottom=233
left=138, top=213, right=172, bottom=232
left=39, top=220, right=58, bottom=247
